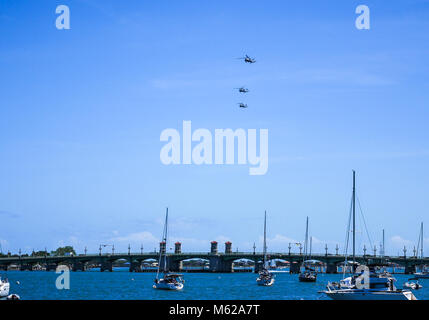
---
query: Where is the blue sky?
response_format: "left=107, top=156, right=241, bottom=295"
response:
left=0, top=0, right=429, bottom=256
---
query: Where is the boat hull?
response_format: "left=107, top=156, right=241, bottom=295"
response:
left=0, top=282, right=10, bottom=298
left=256, top=278, right=275, bottom=286
left=0, top=294, right=20, bottom=300
left=324, top=289, right=416, bottom=300
left=153, top=282, right=184, bottom=291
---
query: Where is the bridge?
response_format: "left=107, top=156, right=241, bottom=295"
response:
left=0, top=241, right=427, bottom=273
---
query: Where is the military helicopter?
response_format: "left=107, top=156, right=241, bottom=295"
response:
left=235, top=87, right=249, bottom=93
left=238, top=55, right=256, bottom=64
left=238, top=103, right=248, bottom=108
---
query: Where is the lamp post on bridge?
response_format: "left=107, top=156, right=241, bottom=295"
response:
left=373, top=245, right=377, bottom=257
left=363, top=245, right=367, bottom=258
left=325, top=244, right=328, bottom=256
left=140, top=244, right=143, bottom=254
left=84, top=247, right=87, bottom=256
left=253, top=243, right=256, bottom=255
left=128, top=244, right=131, bottom=256
left=403, top=246, right=407, bottom=259
left=99, top=244, right=114, bottom=255
left=288, top=243, right=291, bottom=255
left=336, top=244, right=339, bottom=256
left=299, top=243, right=302, bottom=256
left=413, top=246, right=417, bottom=258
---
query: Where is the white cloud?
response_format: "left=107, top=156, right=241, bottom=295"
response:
left=0, top=239, right=9, bottom=252
left=110, top=231, right=158, bottom=244
left=390, top=235, right=413, bottom=247
left=267, top=234, right=299, bottom=244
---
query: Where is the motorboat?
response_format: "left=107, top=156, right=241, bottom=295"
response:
left=412, top=272, right=429, bottom=280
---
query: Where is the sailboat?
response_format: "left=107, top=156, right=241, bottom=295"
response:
left=0, top=276, right=10, bottom=298
left=412, top=222, right=429, bottom=279
left=0, top=275, right=19, bottom=300
left=153, top=208, right=185, bottom=291
left=299, top=217, right=317, bottom=282
left=321, top=171, right=417, bottom=300
left=256, top=211, right=275, bottom=286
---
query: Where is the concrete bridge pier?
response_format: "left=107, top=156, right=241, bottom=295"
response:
left=326, top=263, right=338, bottom=274
left=129, top=261, right=142, bottom=272
left=254, top=261, right=263, bottom=273
left=209, top=256, right=234, bottom=273
left=45, top=263, right=58, bottom=271
left=289, top=262, right=300, bottom=274
left=20, top=263, right=33, bottom=271
left=100, top=261, right=113, bottom=272
left=72, top=262, right=86, bottom=272
left=168, top=258, right=183, bottom=272
left=405, top=265, right=416, bottom=274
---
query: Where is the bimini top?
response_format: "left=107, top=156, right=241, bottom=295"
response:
left=165, top=273, right=183, bottom=278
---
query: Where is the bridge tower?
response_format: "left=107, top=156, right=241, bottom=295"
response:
left=225, top=241, right=232, bottom=254
left=211, top=241, right=218, bottom=254
left=175, top=242, right=182, bottom=254
left=159, top=241, right=166, bottom=254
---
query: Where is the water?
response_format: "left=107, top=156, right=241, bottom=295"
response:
left=4, top=269, right=429, bottom=300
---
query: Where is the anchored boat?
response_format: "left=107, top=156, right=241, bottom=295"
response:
left=321, top=171, right=417, bottom=300
left=0, top=276, right=10, bottom=298
left=299, top=217, right=317, bottom=283
left=412, top=222, right=428, bottom=279
left=256, top=211, right=275, bottom=286
left=153, top=208, right=185, bottom=291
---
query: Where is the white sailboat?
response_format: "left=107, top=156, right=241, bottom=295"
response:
left=321, top=171, right=417, bottom=300
left=256, top=211, right=275, bottom=286
left=153, top=208, right=184, bottom=291
left=299, top=217, right=317, bottom=282
left=0, top=276, right=10, bottom=298
left=412, top=222, right=429, bottom=279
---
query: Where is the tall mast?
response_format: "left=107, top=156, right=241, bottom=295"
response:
left=156, top=207, right=169, bottom=279
left=263, top=211, right=267, bottom=267
left=421, top=222, right=424, bottom=260
left=304, top=216, right=309, bottom=262
left=382, top=229, right=385, bottom=258
left=352, top=170, right=356, bottom=272
left=164, top=207, right=168, bottom=273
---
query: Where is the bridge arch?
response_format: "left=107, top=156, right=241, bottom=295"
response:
left=232, top=258, right=255, bottom=272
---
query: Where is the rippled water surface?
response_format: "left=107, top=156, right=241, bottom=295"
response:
left=4, top=269, right=429, bottom=300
